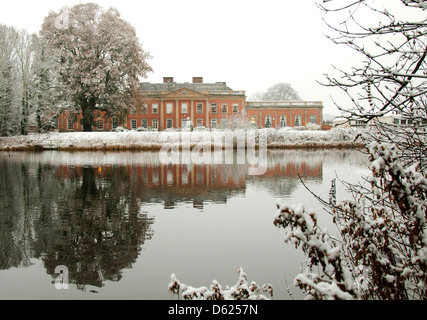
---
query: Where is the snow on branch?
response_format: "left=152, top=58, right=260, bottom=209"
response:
left=280, top=139, right=427, bottom=299
left=273, top=203, right=358, bottom=300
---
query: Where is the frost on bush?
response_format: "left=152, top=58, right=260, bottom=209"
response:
left=305, top=122, right=321, bottom=131
left=275, top=141, right=427, bottom=300
left=168, top=268, right=273, bottom=300
left=273, top=204, right=357, bottom=300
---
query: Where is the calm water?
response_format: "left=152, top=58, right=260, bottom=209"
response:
left=0, top=149, right=369, bottom=300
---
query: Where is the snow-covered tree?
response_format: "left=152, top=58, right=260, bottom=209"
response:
left=40, top=3, right=153, bottom=132
left=0, top=25, right=19, bottom=136
left=217, top=113, right=254, bottom=130
left=250, top=83, right=302, bottom=101
left=278, top=0, right=427, bottom=300
left=14, top=29, right=37, bottom=135
left=31, top=36, right=68, bottom=133
left=0, top=25, right=62, bottom=136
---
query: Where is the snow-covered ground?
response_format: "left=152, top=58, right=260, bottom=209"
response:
left=0, top=128, right=364, bottom=151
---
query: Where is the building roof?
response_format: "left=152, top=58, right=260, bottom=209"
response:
left=246, top=101, right=323, bottom=109
left=141, top=82, right=233, bottom=92
left=140, top=78, right=245, bottom=97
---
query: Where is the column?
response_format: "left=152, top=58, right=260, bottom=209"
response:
left=274, top=109, right=278, bottom=128
left=160, top=100, right=164, bottom=131
left=190, top=100, right=195, bottom=125
left=290, top=109, right=293, bottom=127
left=205, top=99, right=210, bottom=128
left=175, top=100, right=179, bottom=129
left=320, top=106, right=323, bottom=126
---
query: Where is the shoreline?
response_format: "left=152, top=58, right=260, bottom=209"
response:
left=0, top=129, right=365, bottom=152
left=0, top=142, right=365, bottom=152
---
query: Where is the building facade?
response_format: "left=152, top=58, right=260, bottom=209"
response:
left=245, top=101, right=323, bottom=129
left=57, top=77, right=324, bottom=131
left=136, top=77, right=247, bottom=131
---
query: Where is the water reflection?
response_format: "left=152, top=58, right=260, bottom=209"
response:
left=0, top=150, right=368, bottom=296
left=0, top=157, right=154, bottom=290
left=51, top=150, right=324, bottom=209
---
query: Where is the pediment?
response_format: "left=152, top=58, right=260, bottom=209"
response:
left=163, top=87, right=208, bottom=99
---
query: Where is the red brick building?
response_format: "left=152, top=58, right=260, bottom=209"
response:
left=245, top=101, right=323, bottom=128
left=57, top=77, right=323, bottom=131
left=137, top=77, right=246, bottom=131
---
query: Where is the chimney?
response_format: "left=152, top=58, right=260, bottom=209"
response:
left=163, top=77, right=174, bottom=83
left=192, top=77, right=203, bottom=84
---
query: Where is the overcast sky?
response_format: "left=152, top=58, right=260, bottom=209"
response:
left=0, top=0, right=418, bottom=116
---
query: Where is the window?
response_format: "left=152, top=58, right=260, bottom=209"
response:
left=280, top=115, right=287, bottom=127
left=141, top=119, right=148, bottom=128
left=181, top=119, right=189, bottom=128
left=152, top=119, right=158, bottom=129
left=294, top=115, right=302, bottom=127
left=167, top=170, right=173, bottom=184
left=211, top=118, right=218, bottom=128
left=309, top=115, right=317, bottom=124
left=221, top=104, right=228, bottom=114
left=166, top=119, right=173, bottom=129
left=67, top=117, right=74, bottom=131
left=166, top=103, right=173, bottom=114
left=152, top=103, right=159, bottom=114
left=182, top=166, right=189, bottom=185
left=196, top=119, right=203, bottom=127
left=181, top=103, right=188, bottom=114
left=130, top=109, right=137, bottom=115
left=250, top=116, right=257, bottom=127
left=196, top=170, right=203, bottom=185
left=152, top=170, right=159, bottom=185
left=265, top=115, right=272, bottom=128
left=141, top=105, right=148, bottom=114
left=233, top=104, right=239, bottom=113
left=97, top=120, right=104, bottom=131
left=211, top=169, right=218, bottom=184
left=196, top=103, right=203, bottom=114
left=211, top=103, right=217, bottom=114
left=112, top=117, right=119, bottom=130
left=131, top=119, right=137, bottom=130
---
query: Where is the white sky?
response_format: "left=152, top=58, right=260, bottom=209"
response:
left=0, top=0, right=420, bottom=116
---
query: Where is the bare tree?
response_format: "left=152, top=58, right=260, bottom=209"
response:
left=275, top=0, right=427, bottom=300
left=250, top=83, right=302, bottom=101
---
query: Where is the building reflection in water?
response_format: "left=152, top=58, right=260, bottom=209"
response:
left=0, top=150, right=324, bottom=291
left=54, top=150, right=323, bottom=210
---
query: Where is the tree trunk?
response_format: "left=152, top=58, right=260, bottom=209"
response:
left=80, top=95, right=96, bottom=132
left=20, top=92, right=29, bottom=136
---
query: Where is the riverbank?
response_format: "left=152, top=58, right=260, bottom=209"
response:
left=0, top=128, right=365, bottom=151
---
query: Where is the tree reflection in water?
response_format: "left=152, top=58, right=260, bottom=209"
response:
left=0, top=159, right=154, bottom=291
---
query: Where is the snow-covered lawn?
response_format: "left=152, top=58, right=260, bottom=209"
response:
left=0, top=128, right=364, bottom=151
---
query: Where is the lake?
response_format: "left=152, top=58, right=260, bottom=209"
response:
left=0, top=149, right=370, bottom=300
